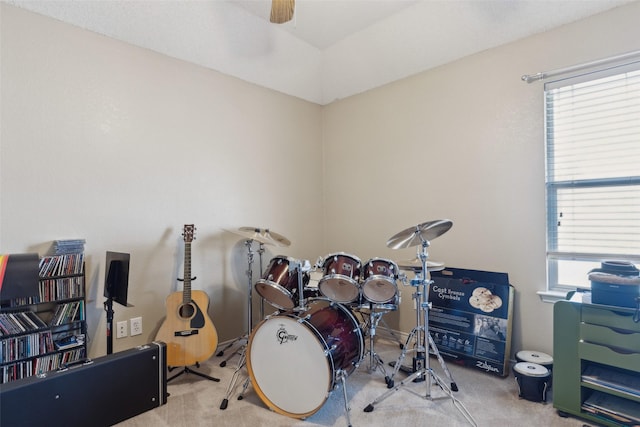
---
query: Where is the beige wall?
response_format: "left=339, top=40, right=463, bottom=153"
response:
left=2, top=2, right=640, bottom=359
left=0, top=5, right=323, bottom=356
left=322, top=2, right=640, bottom=355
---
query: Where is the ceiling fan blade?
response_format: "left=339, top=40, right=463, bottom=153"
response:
left=270, top=0, right=295, bottom=24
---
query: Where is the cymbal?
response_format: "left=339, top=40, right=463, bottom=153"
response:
left=397, top=258, right=445, bottom=272
left=226, top=227, right=291, bottom=247
left=257, top=228, right=291, bottom=247
left=386, top=219, right=452, bottom=250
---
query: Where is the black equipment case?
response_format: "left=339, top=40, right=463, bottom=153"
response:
left=0, top=341, right=167, bottom=426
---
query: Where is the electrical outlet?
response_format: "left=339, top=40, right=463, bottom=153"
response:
left=130, top=317, right=143, bottom=336
left=116, top=320, right=127, bottom=338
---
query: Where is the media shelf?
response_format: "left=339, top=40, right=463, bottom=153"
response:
left=0, top=254, right=87, bottom=384
left=554, top=299, right=640, bottom=426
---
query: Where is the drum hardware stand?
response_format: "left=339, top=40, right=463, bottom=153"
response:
left=377, top=316, right=404, bottom=348
left=257, top=243, right=266, bottom=320
left=217, top=239, right=255, bottom=366
left=364, top=239, right=477, bottom=427
left=382, top=271, right=407, bottom=349
left=219, top=239, right=256, bottom=410
left=360, top=305, right=392, bottom=384
left=292, top=258, right=312, bottom=313
left=336, top=368, right=354, bottom=427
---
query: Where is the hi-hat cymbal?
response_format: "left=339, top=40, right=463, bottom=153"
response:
left=397, top=258, right=445, bottom=272
left=226, top=227, right=291, bottom=247
left=386, top=219, right=452, bottom=250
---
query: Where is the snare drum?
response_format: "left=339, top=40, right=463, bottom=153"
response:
left=513, top=362, right=550, bottom=403
left=247, top=298, right=363, bottom=419
left=255, top=256, right=310, bottom=310
left=318, top=252, right=362, bottom=303
left=362, top=258, right=399, bottom=304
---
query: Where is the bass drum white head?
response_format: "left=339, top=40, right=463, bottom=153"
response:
left=247, top=314, right=331, bottom=418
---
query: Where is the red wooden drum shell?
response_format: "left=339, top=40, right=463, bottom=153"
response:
left=255, top=256, right=310, bottom=310
left=318, top=253, right=362, bottom=303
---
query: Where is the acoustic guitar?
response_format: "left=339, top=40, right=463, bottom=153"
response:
left=156, top=224, right=218, bottom=367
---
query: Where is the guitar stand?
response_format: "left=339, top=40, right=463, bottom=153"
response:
left=168, top=362, right=220, bottom=383
left=363, top=240, right=477, bottom=427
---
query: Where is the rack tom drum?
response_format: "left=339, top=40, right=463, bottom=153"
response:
left=318, top=252, right=362, bottom=303
left=362, top=258, right=399, bottom=304
left=255, top=256, right=309, bottom=310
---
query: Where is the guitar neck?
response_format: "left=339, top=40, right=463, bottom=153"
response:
left=183, top=241, right=192, bottom=304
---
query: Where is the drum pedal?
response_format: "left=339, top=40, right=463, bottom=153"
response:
left=387, top=361, right=425, bottom=383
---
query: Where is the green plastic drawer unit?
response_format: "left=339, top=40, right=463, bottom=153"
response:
left=578, top=341, right=640, bottom=372
left=580, top=323, right=640, bottom=352
left=582, top=306, right=639, bottom=331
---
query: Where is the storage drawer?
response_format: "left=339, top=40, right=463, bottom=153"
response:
left=579, top=341, right=640, bottom=372
left=581, top=323, right=640, bottom=351
left=582, top=306, right=639, bottom=331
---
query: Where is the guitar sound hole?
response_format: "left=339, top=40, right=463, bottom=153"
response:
left=179, top=303, right=195, bottom=319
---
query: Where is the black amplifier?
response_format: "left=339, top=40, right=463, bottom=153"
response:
left=0, top=341, right=167, bottom=426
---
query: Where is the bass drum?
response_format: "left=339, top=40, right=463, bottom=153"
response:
left=246, top=298, right=363, bottom=419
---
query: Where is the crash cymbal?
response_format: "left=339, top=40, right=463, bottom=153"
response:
left=257, top=228, right=291, bottom=247
left=386, top=219, right=452, bottom=250
left=225, top=227, right=273, bottom=245
left=226, top=227, right=291, bottom=247
left=397, top=258, right=445, bottom=272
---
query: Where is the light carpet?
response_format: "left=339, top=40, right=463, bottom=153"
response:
left=116, top=335, right=590, bottom=427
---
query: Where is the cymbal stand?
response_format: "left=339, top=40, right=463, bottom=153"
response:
left=233, top=242, right=268, bottom=402
left=219, top=239, right=255, bottom=410
left=364, top=239, right=477, bottom=427
left=217, top=239, right=254, bottom=364
left=257, top=243, right=266, bottom=320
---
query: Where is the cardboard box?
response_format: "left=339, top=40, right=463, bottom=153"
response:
left=428, top=267, right=514, bottom=377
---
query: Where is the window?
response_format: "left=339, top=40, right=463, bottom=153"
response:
left=545, top=62, right=640, bottom=291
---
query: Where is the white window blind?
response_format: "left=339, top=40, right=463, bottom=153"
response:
left=545, top=62, right=640, bottom=290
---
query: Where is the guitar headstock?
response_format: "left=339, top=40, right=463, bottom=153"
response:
left=183, top=224, right=196, bottom=243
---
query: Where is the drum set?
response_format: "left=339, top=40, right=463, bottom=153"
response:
left=218, top=221, right=477, bottom=427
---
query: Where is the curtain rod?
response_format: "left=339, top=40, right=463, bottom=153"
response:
left=521, top=49, right=640, bottom=83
